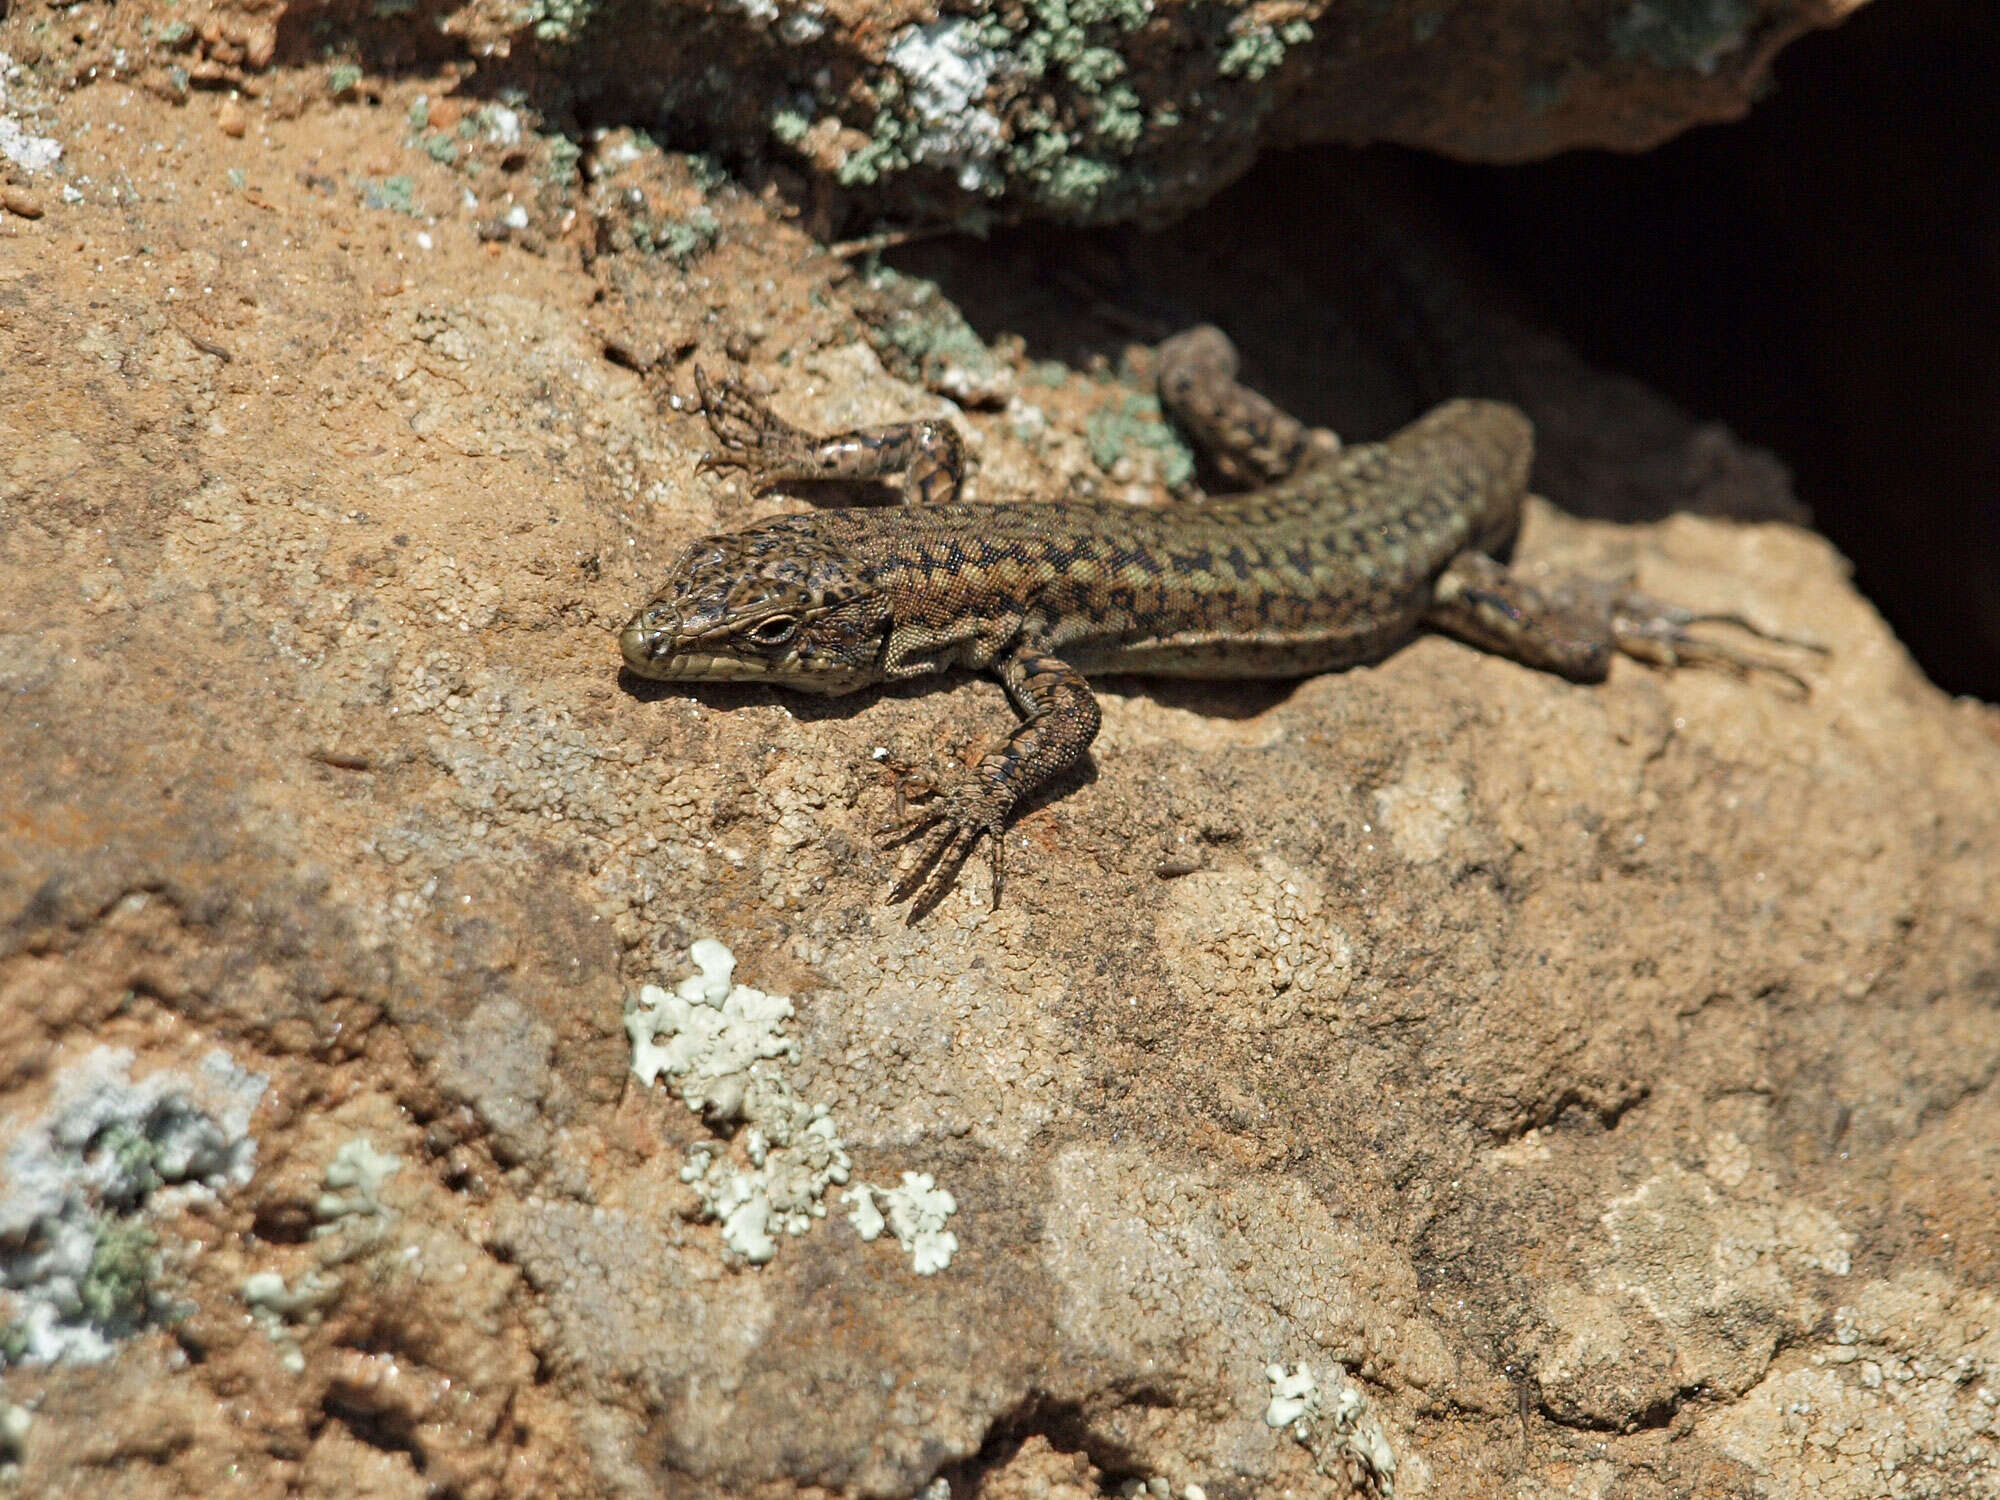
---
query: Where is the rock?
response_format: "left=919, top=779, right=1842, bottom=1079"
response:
left=170, top=0, right=1866, bottom=223
left=3, top=43, right=1999, bottom=1500
left=216, top=96, right=247, bottom=138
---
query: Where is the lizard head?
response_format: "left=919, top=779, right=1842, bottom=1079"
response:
left=619, top=519, right=891, bottom=694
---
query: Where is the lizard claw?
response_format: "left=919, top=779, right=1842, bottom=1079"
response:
left=876, top=788, right=1005, bottom=918
left=1609, top=592, right=1826, bottom=698
left=691, top=365, right=809, bottom=491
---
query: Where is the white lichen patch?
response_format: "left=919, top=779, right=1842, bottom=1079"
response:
left=0, top=1047, right=266, bottom=1366
left=1264, top=1361, right=1398, bottom=1496
left=844, top=1172, right=960, bottom=1275
left=631, top=942, right=958, bottom=1272
left=883, top=19, right=1007, bottom=193
left=680, top=1094, right=852, bottom=1265
left=627, top=937, right=799, bottom=1116
left=0, top=53, right=62, bottom=176
left=313, top=1138, right=402, bottom=1233
left=242, top=1268, right=342, bottom=1373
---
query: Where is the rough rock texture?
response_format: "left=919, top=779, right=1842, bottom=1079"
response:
left=5, top=30, right=2000, bottom=1500
left=15, top=0, right=1865, bottom=223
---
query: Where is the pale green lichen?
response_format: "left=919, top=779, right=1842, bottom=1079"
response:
left=1220, top=18, right=1312, bottom=79
left=792, top=0, right=1163, bottom=217
left=314, top=1139, right=401, bottom=1231
left=1609, top=0, right=1751, bottom=74
left=769, top=106, right=811, bottom=146
left=0, top=1047, right=265, bottom=1366
left=641, top=207, right=720, bottom=264
left=1265, top=1361, right=1399, bottom=1495
left=861, top=266, right=1012, bottom=405
left=518, top=0, right=596, bottom=42
left=629, top=942, right=959, bottom=1272
left=242, top=1268, right=341, bottom=1373
left=1088, top=392, right=1196, bottom=486
left=75, top=1220, right=158, bottom=1334
left=843, top=1173, right=959, bottom=1275
left=359, top=174, right=418, bottom=215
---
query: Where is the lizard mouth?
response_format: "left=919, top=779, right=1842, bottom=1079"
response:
left=619, top=622, right=773, bottom=682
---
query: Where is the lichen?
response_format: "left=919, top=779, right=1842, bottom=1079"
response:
left=843, top=1173, right=960, bottom=1275
left=1087, top=391, right=1196, bottom=486
left=776, top=0, right=1174, bottom=218
left=1219, top=18, right=1313, bottom=80
left=359, top=173, right=419, bottom=215
left=314, top=1139, right=401, bottom=1231
left=1609, top=0, right=1752, bottom=74
left=629, top=942, right=959, bottom=1273
left=518, top=0, right=596, bottom=43
left=646, top=207, right=720, bottom=264
left=860, top=266, right=1012, bottom=406
left=1264, top=1361, right=1399, bottom=1495
left=0, top=1047, right=265, bottom=1366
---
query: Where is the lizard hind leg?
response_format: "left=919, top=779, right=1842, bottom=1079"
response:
left=1155, top=325, right=1342, bottom=488
left=1426, top=551, right=1826, bottom=694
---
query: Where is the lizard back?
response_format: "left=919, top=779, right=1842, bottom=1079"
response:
left=838, top=396, right=1533, bottom=679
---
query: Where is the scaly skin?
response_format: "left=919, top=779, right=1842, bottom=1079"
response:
left=621, top=328, right=1818, bottom=916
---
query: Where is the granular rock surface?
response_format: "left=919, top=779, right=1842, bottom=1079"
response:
left=4, top=27, right=2000, bottom=1500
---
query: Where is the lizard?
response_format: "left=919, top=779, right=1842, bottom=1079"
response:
left=619, top=326, right=1818, bottom=917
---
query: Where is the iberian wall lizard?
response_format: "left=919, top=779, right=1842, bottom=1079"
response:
left=620, top=327, right=1817, bottom=916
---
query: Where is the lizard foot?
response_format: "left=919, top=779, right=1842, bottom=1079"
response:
left=1605, top=588, right=1828, bottom=697
left=876, top=785, right=1006, bottom=920
left=691, top=366, right=804, bottom=487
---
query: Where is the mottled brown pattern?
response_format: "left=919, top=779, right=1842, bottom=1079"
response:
left=621, top=330, right=1817, bottom=913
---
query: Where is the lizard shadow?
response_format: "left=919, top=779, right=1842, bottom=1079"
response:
left=614, top=665, right=1099, bottom=866
left=1100, top=675, right=1302, bottom=721
left=618, top=667, right=1300, bottom=724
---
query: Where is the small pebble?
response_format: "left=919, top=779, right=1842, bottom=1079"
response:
left=218, top=97, right=248, bottom=138
left=1, top=187, right=43, bottom=220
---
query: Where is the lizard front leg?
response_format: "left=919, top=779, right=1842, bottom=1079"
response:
left=693, top=367, right=965, bottom=505
left=1426, top=551, right=1826, bottom=692
left=877, top=650, right=1101, bottom=917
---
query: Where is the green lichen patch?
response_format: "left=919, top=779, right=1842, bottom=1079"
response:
left=581, top=129, right=736, bottom=266
left=75, top=1220, right=159, bottom=1336
left=857, top=266, right=1014, bottom=407
left=1609, top=0, right=1752, bottom=74
left=0, top=1048, right=264, bottom=1367
left=1087, top=391, right=1196, bottom=486
left=358, top=173, right=419, bottom=215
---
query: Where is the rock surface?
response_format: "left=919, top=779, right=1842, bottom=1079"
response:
left=5, top=26, right=2000, bottom=1500
left=22, top=0, right=1866, bottom=223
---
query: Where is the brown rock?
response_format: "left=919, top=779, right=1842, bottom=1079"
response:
left=2, top=42, right=1995, bottom=1500
left=1, top=187, right=43, bottom=219
left=217, top=96, right=248, bottom=137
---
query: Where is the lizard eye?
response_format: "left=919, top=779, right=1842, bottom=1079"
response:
left=748, top=614, right=800, bottom=647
